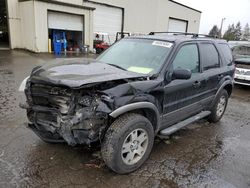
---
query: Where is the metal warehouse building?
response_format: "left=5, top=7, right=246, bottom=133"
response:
left=1, top=0, right=201, bottom=52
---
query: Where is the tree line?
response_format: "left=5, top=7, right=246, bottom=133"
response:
left=208, top=22, right=250, bottom=41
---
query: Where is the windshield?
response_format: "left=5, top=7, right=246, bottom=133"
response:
left=97, top=39, right=173, bottom=74
left=232, top=45, right=250, bottom=59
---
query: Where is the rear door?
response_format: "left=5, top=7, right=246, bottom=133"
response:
left=198, top=42, right=224, bottom=104
left=162, top=43, right=206, bottom=127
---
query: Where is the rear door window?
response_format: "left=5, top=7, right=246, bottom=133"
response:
left=200, top=43, right=220, bottom=71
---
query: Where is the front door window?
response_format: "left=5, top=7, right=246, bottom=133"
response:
left=173, top=44, right=199, bottom=73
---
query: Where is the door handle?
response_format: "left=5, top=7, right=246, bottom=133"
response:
left=193, top=81, right=201, bottom=88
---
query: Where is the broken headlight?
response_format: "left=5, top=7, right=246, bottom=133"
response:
left=78, top=94, right=112, bottom=113
left=49, top=87, right=71, bottom=96
left=78, top=96, right=93, bottom=107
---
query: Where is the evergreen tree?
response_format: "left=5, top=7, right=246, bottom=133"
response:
left=209, top=25, right=220, bottom=37
left=235, top=22, right=242, bottom=40
left=242, top=23, right=250, bottom=40
left=223, top=24, right=236, bottom=41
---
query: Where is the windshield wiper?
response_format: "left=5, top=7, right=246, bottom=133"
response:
left=107, top=63, right=127, bottom=71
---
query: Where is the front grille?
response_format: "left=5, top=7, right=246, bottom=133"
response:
left=29, top=84, right=72, bottom=114
left=36, top=112, right=58, bottom=123
left=35, top=111, right=59, bottom=128
left=235, top=68, right=250, bottom=75
left=235, top=78, right=250, bottom=84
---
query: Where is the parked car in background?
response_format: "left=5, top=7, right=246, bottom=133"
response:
left=20, top=32, right=234, bottom=174
left=228, top=40, right=250, bottom=48
left=94, top=32, right=131, bottom=54
left=232, top=44, right=250, bottom=86
left=93, top=32, right=111, bottom=54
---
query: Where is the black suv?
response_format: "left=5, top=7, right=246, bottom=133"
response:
left=21, top=32, right=235, bottom=174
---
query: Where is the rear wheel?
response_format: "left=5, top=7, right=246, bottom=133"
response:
left=101, top=113, right=154, bottom=174
left=208, top=89, right=229, bottom=122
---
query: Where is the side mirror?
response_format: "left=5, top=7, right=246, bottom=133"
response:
left=172, top=68, right=192, bottom=80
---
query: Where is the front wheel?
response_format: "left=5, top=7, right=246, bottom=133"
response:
left=208, top=89, right=229, bottom=123
left=101, top=113, right=154, bottom=174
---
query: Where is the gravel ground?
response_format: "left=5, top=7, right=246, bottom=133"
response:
left=0, top=50, right=250, bottom=188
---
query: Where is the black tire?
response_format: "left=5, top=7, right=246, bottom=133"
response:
left=208, top=89, right=229, bottom=123
left=101, top=113, right=154, bottom=174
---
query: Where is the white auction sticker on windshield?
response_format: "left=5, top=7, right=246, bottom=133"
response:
left=152, top=41, right=173, bottom=48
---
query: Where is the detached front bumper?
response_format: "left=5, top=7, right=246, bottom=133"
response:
left=21, top=102, right=107, bottom=146
left=27, top=123, right=65, bottom=143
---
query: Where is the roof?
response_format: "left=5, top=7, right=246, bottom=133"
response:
left=128, top=34, right=227, bottom=44
left=19, top=0, right=96, bottom=10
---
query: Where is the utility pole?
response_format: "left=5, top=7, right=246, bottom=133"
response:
left=219, top=18, right=226, bottom=38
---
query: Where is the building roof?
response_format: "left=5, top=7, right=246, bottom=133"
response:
left=19, top=0, right=96, bottom=10
left=169, top=0, right=202, bottom=13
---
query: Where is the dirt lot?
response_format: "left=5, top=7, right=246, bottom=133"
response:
left=0, top=50, right=250, bottom=188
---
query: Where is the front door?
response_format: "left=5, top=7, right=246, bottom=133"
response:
left=162, top=43, right=206, bottom=128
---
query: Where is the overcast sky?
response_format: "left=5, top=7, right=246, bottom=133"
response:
left=176, top=0, right=250, bottom=34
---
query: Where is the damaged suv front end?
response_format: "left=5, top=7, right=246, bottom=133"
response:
left=24, top=81, right=112, bottom=146
left=21, top=38, right=172, bottom=146
left=22, top=65, right=146, bottom=146
left=23, top=74, right=162, bottom=146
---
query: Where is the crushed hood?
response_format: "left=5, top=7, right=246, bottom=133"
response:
left=30, top=59, right=145, bottom=88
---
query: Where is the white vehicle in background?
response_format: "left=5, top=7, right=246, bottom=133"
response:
left=232, top=44, right=250, bottom=86
left=228, top=41, right=250, bottom=48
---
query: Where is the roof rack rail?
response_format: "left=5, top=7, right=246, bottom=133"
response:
left=148, top=31, right=217, bottom=38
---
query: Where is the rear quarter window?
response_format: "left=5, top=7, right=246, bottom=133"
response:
left=218, top=43, right=233, bottom=66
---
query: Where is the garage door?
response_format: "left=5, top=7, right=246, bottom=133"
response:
left=92, top=4, right=122, bottom=43
left=168, top=18, right=188, bottom=33
left=48, top=11, right=83, bottom=31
